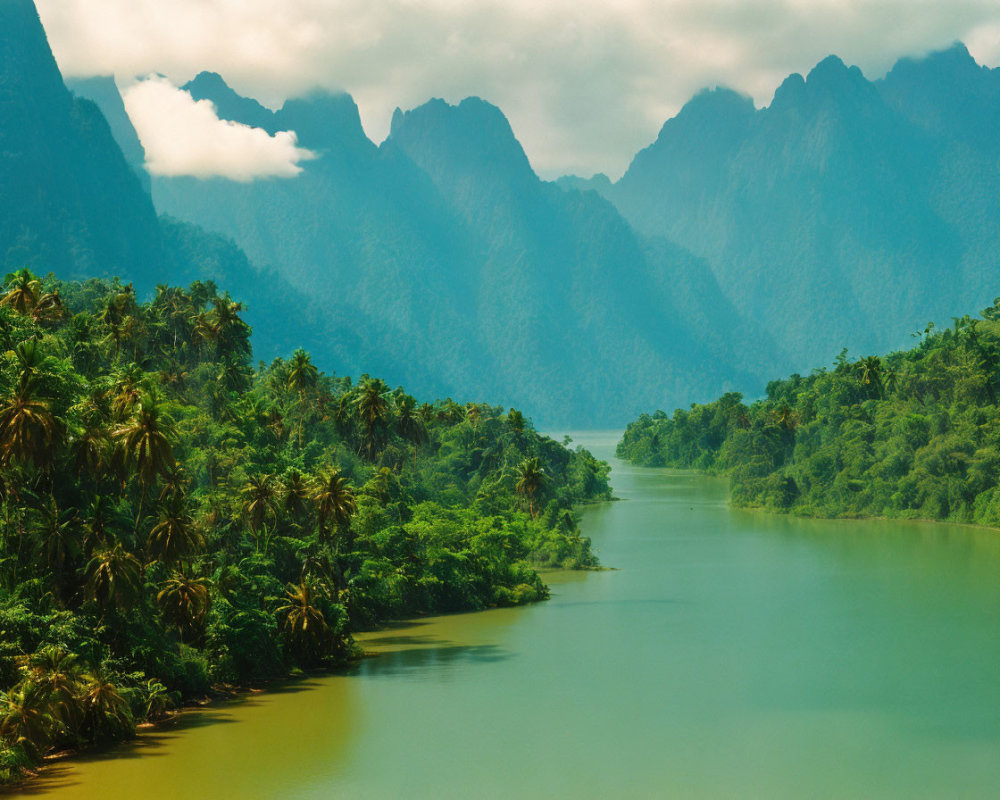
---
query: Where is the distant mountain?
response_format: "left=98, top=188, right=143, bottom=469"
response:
left=66, top=76, right=149, bottom=191
left=0, top=0, right=164, bottom=286
left=1, top=2, right=369, bottom=380
left=30, top=0, right=999, bottom=426
left=148, top=76, right=781, bottom=426
left=607, top=45, right=1000, bottom=370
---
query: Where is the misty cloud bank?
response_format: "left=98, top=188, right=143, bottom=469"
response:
left=38, top=0, right=1000, bottom=177
left=123, top=77, right=315, bottom=181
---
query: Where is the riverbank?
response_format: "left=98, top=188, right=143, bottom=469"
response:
left=17, top=433, right=1000, bottom=799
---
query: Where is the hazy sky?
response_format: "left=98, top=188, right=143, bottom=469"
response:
left=36, top=0, right=1000, bottom=179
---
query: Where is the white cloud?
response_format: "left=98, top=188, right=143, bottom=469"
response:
left=36, top=0, right=1000, bottom=178
left=121, top=76, right=315, bottom=181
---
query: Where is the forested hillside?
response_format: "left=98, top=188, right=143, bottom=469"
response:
left=0, top=269, right=610, bottom=784
left=618, top=300, right=1000, bottom=527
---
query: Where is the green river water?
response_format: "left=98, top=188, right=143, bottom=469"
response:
left=21, top=431, right=1000, bottom=798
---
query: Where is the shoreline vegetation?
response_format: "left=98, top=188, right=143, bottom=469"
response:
left=0, top=269, right=612, bottom=788
left=618, top=299, right=1000, bottom=530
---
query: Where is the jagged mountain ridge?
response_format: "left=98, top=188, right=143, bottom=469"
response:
left=0, top=0, right=164, bottom=285
left=604, top=44, right=1000, bottom=370
left=147, top=74, right=778, bottom=426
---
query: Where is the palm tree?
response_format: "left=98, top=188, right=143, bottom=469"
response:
left=354, top=377, right=389, bottom=460
left=857, top=355, right=884, bottom=398
left=276, top=582, right=330, bottom=661
left=241, top=474, right=277, bottom=531
left=69, top=423, right=111, bottom=478
left=10, top=340, right=54, bottom=390
left=110, top=364, right=145, bottom=419
left=282, top=469, right=312, bottom=524
left=287, top=349, right=318, bottom=447
left=78, top=673, right=134, bottom=742
left=84, top=545, right=143, bottom=613
left=32, top=497, right=80, bottom=592
left=313, top=468, right=357, bottom=540
left=148, top=496, right=203, bottom=563
left=0, top=269, right=41, bottom=315
left=190, top=311, right=219, bottom=355
left=0, top=681, right=54, bottom=760
left=883, top=365, right=899, bottom=396
left=31, top=290, right=64, bottom=325
left=157, top=575, right=211, bottom=640
left=0, top=384, right=59, bottom=470
left=81, top=496, right=123, bottom=557
left=514, top=457, right=546, bottom=518
left=21, top=647, right=85, bottom=731
left=113, top=396, right=177, bottom=490
left=396, top=394, right=426, bottom=468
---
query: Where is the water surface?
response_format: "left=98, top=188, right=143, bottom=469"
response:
left=25, top=431, right=1000, bottom=798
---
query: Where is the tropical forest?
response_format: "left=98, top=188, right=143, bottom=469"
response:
left=0, top=268, right=609, bottom=783
left=618, top=303, right=1000, bottom=526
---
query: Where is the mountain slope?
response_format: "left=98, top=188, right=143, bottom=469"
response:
left=0, top=0, right=164, bottom=286
left=151, top=78, right=783, bottom=425
left=609, top=47, right=1000, bottom=372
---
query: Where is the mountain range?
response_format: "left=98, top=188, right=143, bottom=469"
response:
left=600, top=44, right=1000, bottom=367
left=6, top=0, right=1000, bottom=426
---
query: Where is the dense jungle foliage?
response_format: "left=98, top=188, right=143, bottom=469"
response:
left=618, top=301, right=1000, bottom=526
left=0, top=269, right=610, bottom=784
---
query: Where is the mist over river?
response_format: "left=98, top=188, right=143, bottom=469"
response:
left=25, top=432, right=1000, bottom=798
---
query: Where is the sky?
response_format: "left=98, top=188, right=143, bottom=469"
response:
left=35, top=0, right=1000, bottom=180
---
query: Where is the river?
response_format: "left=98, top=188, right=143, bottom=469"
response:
left=22, top=431, right=1000, bottom=798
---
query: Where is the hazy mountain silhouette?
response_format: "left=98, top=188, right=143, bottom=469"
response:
left=607, top=44, right=1000, bottom=369
left=148, top=76, right=777, bottom=425
left=0, top=0, right=163, bottom=285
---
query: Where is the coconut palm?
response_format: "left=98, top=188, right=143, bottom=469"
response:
left=148, top=495, right=203, bottom=563
left=78, top=672, right=133, bottom=742
left=857, top=355, right=884, bottom=398
left=0, top=269, right=41, bottom=315
left=21, top=647, right=85, bottom=730
left=157, top=574, right=211, bottom=639
left=81, top=495, right=123, bottom=556
left=241, top=474, right=277, bottom=531
left=0, top=681, right=54, bottom=760
left=313, top=468, right=357, bottom=538
left=31, top=497, right=80, bottom=590
left=514, top=457, right=546, bottom=517
left=113, top=397, right=177, bottom=490
left=84, top=545, right=142, bottom=613
left=281, top=469, right=312, bottom=524
left=0, top=383, right=59, bottom=470
left=32, top=290, right=64, bottom=325
left=276, top=582, right=329, bottom=660
left=286, top=349, right=318, bottom=447
left=396, top=394, right=426, bottom=467
left=143, top=679, right=175, bottom=722
left=109, top=364, right=145, bottom=419
left=69, top=423, right=111, bottom=478
left=354, top=377, right=389, bottom=460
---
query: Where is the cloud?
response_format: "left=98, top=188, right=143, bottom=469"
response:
left=121, top=76, right=314, bottom=181
left=36, top=0, right=1000, bottom=178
